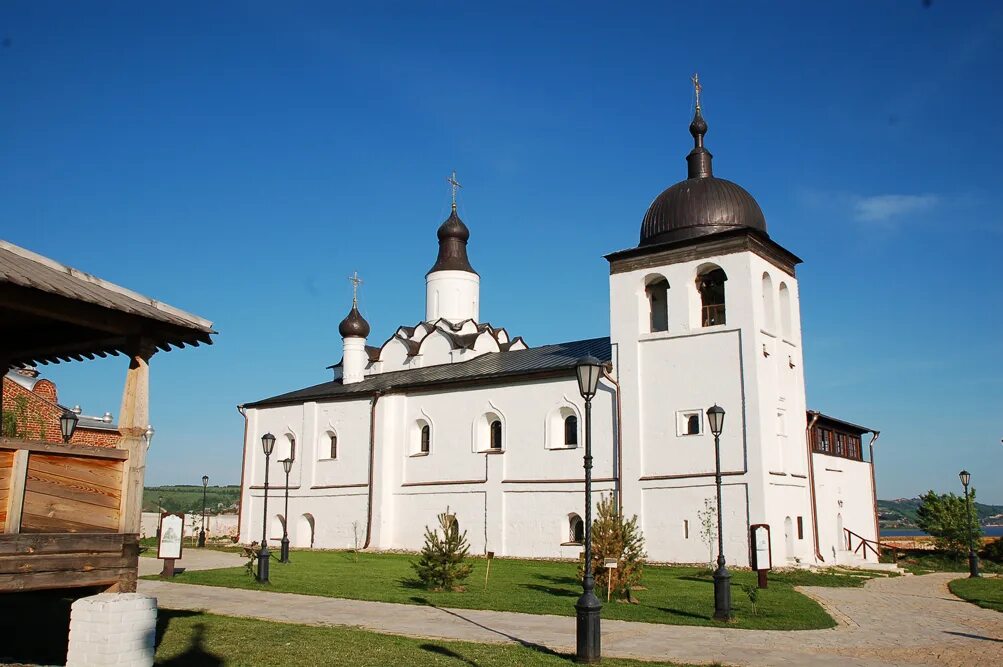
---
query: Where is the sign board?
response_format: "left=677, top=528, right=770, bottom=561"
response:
left=603, top=558, right=618, bottom=569
left=486, top=551, right=495, bottom=560
left=158, top=513, right=185, bottom=560
left=750, top=523, right=772, bottom=571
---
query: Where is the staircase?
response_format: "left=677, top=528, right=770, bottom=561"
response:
left=838, top=528, right=906, bottom=573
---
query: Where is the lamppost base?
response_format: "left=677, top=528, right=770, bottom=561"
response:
left=574, top=589, right=602, bottom=663
left=280, top=536, right=290, bottom=563
left=257, top=546, right=270, bottom=583
left=713, top=563, right=732, bottom=621
left=968, top=552, right=981, bottom=578
left=197, top=530, right=206, bottom=548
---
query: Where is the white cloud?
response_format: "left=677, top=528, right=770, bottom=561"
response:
left=851, top=194, right=939, bottom=223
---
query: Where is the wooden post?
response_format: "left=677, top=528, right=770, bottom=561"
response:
left=115, top=341, right=155, bottom=592
left=4, top=449, right=28, bottom=534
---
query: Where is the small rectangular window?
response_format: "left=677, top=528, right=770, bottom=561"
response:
left=330, top=434, right=338, bottom=459
left=797, top=516, right=804, bottom=540
left=676, top=410, right=702, bottom=436
left=420, top=425, right=430, bottom=454
left=684, top=519, right=689, bottom=539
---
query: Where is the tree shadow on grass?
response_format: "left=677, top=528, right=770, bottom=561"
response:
left=679, top=575, right=716, bottom=585
left=531, top=573, right=580, bottom=587
left=655, top=606, right=712, bottom=621
left=521, top=583, right=577, bottom=598
left=155, top=610, right=224, bottom=666
left=419, top=644, right=480, bottom=666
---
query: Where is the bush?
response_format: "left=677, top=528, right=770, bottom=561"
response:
left=412, top=509, right=472, bottom=591
left=980, top=538, right=1003, bottom=564
left=916, top=489, right=982, bottom=556
left=578, top=493, right=646, bottom=602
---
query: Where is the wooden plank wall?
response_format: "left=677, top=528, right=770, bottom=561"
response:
left=19, top=453, right=123, bottom=533
left=0, top=450, right=13, bottom=532
left=0, top=533, right=138, bottom=592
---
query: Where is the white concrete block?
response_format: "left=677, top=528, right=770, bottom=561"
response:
left=66, top=594, right=158, bottom=667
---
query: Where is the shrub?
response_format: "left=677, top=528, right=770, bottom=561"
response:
left=412, top=509, right=472, bottom=591
left=741, top=583, right=760, bottom=615
left=578, top=493, right=646, bottom=602
left=916, top=489, right=982, bottom=556
left=980, top=538, right=1003, bottom=564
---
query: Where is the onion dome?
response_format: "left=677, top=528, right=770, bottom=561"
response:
left=338, top=304, right=370, bottom=339
left=427, top=204, right=477, bottom=275
left=639, top=104, right=767, bottom=246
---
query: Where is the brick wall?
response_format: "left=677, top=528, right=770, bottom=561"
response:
left=2, top=376, right=120, bottom=447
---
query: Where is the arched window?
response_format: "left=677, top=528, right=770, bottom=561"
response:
left=569, top=514, right=584, bottom=544
left=286, top=435, right=297, bottom=462
left=420, top=424, right=431, bottom=454
left=329, top=433, right=338, bottom=459
left=697, top=266, right=727, bottom=326
left=564, top=415, right=578, bottom=446
left=778, top=282, right=792, bottom=339
left=686, top=414, right=700, bottom=435
left=645, top=277, right=669, bottom=332
left=761, top=272, right=775, bottom=332
left=490, top=419, right=503, bottom=450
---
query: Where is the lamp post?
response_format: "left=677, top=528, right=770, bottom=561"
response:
left=59, top=410, right=79, bottom=443
left=574, top=355, right=603, bottom=663
left=706, top=404, right=731, bottom=621
left=258, top=433, right=276, bottom=583
left=959, top=470, right=980, bottom=578
left=280, top=458, right=293, bottom=563
left=198, top=475, right=209, bottom=548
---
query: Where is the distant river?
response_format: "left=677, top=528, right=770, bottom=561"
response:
left=881, top=526, right=1003, bottom=538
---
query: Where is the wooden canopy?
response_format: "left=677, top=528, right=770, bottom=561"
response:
left=0, top=240, right=215, bottom=366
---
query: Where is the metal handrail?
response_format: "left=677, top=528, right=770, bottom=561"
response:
left=843, top=528, right=897, bottom=561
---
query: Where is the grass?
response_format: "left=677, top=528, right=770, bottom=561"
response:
left=152, top=550, right=847, bottom=630
left=949, top=577, right=1003, bottom=613
left=0, top=592, right=693, bottom=666
left=884, top=548, right=1002, bottom=575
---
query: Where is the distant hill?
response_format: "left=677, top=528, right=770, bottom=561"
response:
left=879, top=497, right=1003, bottom=529
left=143, top=485, right=241, bottom=514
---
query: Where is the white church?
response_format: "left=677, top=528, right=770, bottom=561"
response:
left=237, top=95, right=881, bottom=569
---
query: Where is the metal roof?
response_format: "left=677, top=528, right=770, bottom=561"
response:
left=247, top=336, right=612, bottom=408
left=0, top=240, right=215, bottom=365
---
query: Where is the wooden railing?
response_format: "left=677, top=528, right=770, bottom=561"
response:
left=844, top=527, right=897, bottom=562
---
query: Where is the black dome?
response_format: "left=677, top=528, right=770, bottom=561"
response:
left=639, top=107, right=767, bottom=246
left=338, top=305, right=370, bottom=338
left=427, top=205, right=477, bottom=275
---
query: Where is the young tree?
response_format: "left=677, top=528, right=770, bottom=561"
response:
left=579, top=493, right=646, bottom=602
left=697, top=497, right=717, bottom=570
left=916, top=489, right=982, bottom=556
left=412, top=509, right=472, bottom=591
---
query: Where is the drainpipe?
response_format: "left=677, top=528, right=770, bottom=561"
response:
left=602, top=366, right=623, bottom=515
left=362, top=391, right=382, bottom=549
left=235, top=405, right=249, bottom=542
left=805, top=411, right=824, bottom=562
left=868, top=431, right=881, bottom=554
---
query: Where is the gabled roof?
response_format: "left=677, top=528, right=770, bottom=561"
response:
left=247, top=336, right=612, bottom=408
left=0, top=240, right=215, bottom=365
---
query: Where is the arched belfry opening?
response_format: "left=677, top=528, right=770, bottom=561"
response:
left=645, top=276, right=669, bottom=332
left=697, top=266, right=727, bottom=326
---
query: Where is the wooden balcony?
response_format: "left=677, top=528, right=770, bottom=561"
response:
left=0, top=437, right=138, bottom=592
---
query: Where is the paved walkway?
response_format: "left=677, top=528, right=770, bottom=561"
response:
left=137, top=548, right=246, bottom=577
left=139, top=572, right=1002, bottom=666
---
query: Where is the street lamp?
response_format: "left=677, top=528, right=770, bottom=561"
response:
left=198, top=475, right=209, bottom=548
left=959, top=470, right=980, bottom=578
left=574, top=355, right=603, bottom=663
left=706, top=404, right=731, bottom=621
left=59, top=410, right=79, bottom=443
left=258, top=432, right=276, bottom=583
left=280, top=458, right=293, bottom=563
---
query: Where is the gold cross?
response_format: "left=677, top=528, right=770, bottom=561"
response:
left=692, top=72, right=702, bottom=111
left=447, top=170, right=462, bottom=209
left=349, top=271, right=362, bottom=306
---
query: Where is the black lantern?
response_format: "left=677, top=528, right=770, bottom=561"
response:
left=257, top=433, right=276, bottom=583
left=959, top=470, right=980, bottom=578
left=198, top=474, right=209, bottom=548
left=280, top=458, right=293, bottom=563
left=574, top=356, right=603, bottom=663
left=706, top=404, right=731, bottom=621
left=59, top=410, right=79, bottom=443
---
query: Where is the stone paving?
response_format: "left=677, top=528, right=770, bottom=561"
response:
left=139, top=568, right=1002, bottom=666
left=137, top=547, right=246, bottom=577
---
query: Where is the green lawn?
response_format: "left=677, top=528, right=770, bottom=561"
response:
left=949, top=576, right=1003, bottom=613
left=0, top=592, right=692, bottom=666
left=154, top=550, right=844, bottom=630
left=886, top=548, right=1002, bottom=576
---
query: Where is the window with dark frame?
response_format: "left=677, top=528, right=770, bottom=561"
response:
left=490, top=419, right=503, bottom=450
left=686, top=414, right=700, bottom=435
left=570, top=515, right=584, bottom=544
left=835, top=433, right=845, bottom=457
left=329, top=434, right=337, bottom=459
left=697, top=267, right=727, bottom=326
left=420, top=424, right=430, bottom=454
left=797, top=516, right=804, bottom=540
left=684, top=519, right=689, bottom=539
left=564, top=415, right=578, bottom=446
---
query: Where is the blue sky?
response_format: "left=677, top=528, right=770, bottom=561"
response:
left=2, top=2, right=1001, bottom=502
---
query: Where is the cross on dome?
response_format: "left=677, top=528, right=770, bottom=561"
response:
left=349, top=271, right=362, bottom=307
left=447, top=170, right=462, bottom=211
left=691, top=72, right=702, bottom=112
